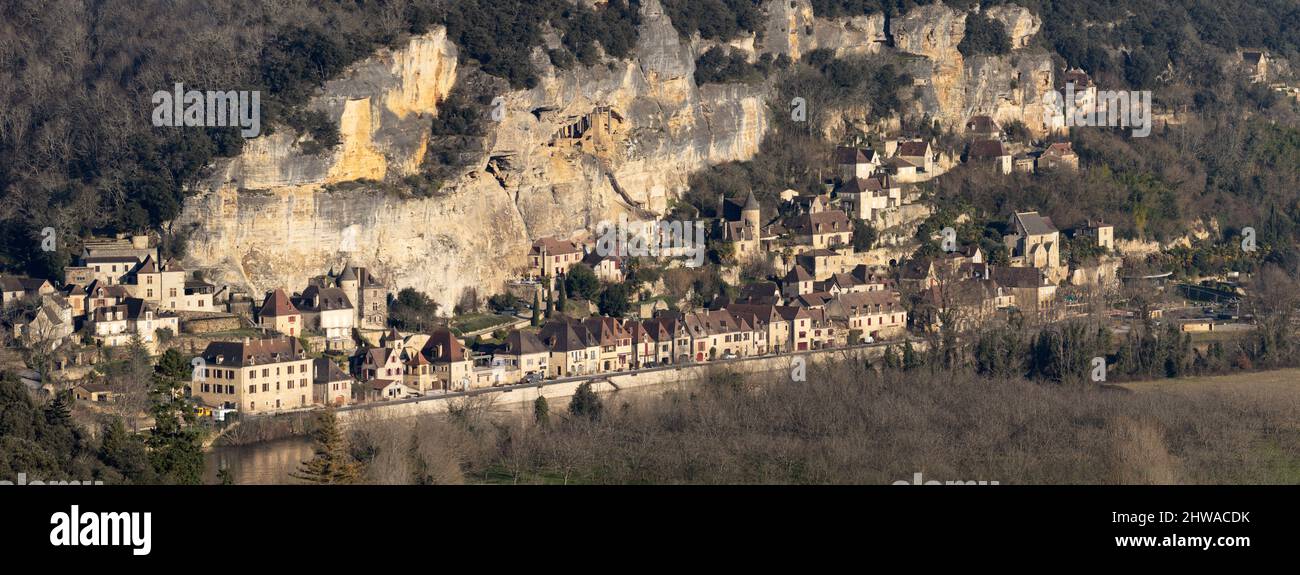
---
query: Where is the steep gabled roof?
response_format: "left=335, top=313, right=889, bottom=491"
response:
left=422, top=329, right=468, bottom=362
left=784, top=265, right=814, bottom=283
left=785, top=210, right=851, bottom=236
left=501, top=330, right=549, bottom=356
left=1012, top=211, right=1058, bottom=236
left=968, top=139, right=1008, bottom=159
left=260, top=288, right=299, bottom=317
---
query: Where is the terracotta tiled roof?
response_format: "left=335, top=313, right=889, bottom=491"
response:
left=260, top=288, right=299, bottom=317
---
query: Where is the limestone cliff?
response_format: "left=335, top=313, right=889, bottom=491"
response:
left=179, top=0, right=767, bottom=312
left=178, top=0, right=1057, bottom=312
left=895, top=3, right=1056, bottom=136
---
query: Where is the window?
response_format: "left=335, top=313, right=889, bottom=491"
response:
left=262, top=383, right=269, bottom=392
left=248, top=385, right=256, bottom=394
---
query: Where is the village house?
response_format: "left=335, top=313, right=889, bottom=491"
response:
left=89, top=298, right=179, bottom=349
left=366, top=378, right=419, bottom=402
left=421, top=329, right=473, bottom=392
left=529, top=237, right=585, bottom=286
left=1038, top=142, right=1079, bottom=171
left=539, top=319, right=600, bottom=378
left=583, top=251, right=625, bottom=283
left=312, top=358, right=353, bottom=407
left=965, top=115, right=1002, bottom=140
left=84, top=282, right=132, bottom=318
left=191, top=337, right=314, bottom=415
left=359, top=345, right=406, bottom=386
left=796, top=249, right=850, bottom=281
left=64, top=235, right=157, bottom=286
left=718, top=191, right=766, bottom=261
left=0, top=276, right=55, bottom=307
left=835, top=146, right=880, bottom=181
left=835, top=176, right=901, bottom=223
left=804, top=308, right=844, bottom=349
left=792, top=193, right=832, bottom=215
left=793, top=291, right=834, bottom=310
left=778, top=305, right=816, bottom=352
left=1005, top=211, right=1062, bottom=272
left=335, top=264, right=388, bottom=331
left=496, top=330, right=550, bottom=383
left=894, top=139, right=935, bottom=174
left=883, top=157, right=921, bottom=183
left=73, top=383, right=119, bottom=403
left=819, top=272, right=869, bottom=295
left=1076, top=220, right=1115, bottom=251
left=1013, top=153, right=1037, bottom=174
left=258, top=288, right=301, bottom=337
left=402, top=348, right=440, bottom=394
left=1239, top=50, right=1269, bottom=83
left=782, top=265, right=816, bottom=298
left=583, top=316, right=634, bottom=372
left=826, top=290, right=908, bottom=343
left=967, top=140, right=1012, bottom=175
left=126, top=256, right=212, bottom=312
left=683, top=309, right=758, bottom=360
left=292, top=285, right=355, bottom=351
left=726, top=303, right=808, bottom=355
left=990, top=266, right=1058, bottom=314
left=60, top=284, right=88, bottom=321
left=9, top=295, right=75, bottom=351
left=642, top=314, right=694, bottom=364
left=785, top=210, right=853, bottom=250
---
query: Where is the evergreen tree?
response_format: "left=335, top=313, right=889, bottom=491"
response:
left=902, top=341, right=920, bottom=371
left=531, top=292, right=541, bottom=327
left=568, top=383, right=604, bottom=422
left=147, top=372, right=205, bottom=484
left=293, top=410, right=362, bottom=484
left=534, top=396, right=550, bottom=425
left=556, top=280, right=567, bottom=314
left=883, top=345, right=900, bottom=369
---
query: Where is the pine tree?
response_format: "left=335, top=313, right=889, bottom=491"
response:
left=147, top=372, right=205, bottom=484
left=293, top=409, right=362, bottom=484
left=556, top=280, right=567, bottom=314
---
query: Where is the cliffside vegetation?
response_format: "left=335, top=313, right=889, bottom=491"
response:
left=0, top=0, right=644, bottom=278
left=2, top=0, right=1299, bottom=285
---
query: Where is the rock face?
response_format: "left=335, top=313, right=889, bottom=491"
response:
left=762, top=0, right=887, bottom=61
left=897, top=3, right=1055, bottom=136
left=178, top=0, right=1055, bottom=312
left=179, top=0, right=767, bottom=312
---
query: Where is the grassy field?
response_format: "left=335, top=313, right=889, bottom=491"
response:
left=1122, top=368, right=1300, bottom=396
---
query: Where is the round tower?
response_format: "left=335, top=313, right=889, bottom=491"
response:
left=742, top=190, right=761, bottom=236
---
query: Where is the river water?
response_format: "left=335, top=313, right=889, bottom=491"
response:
left=204, top=436, right=314, bottom=485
